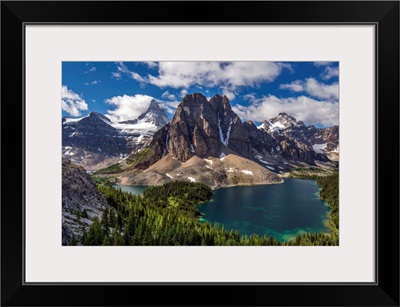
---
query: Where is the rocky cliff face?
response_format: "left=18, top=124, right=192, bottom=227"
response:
left=62, top=101, right=170, bottom=170
left=160, top=93, right=251, bottom=162
left=62, top=158, right=109, bottom=245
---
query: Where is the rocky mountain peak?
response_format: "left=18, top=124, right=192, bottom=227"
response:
left=141, top=100, right=168, bottom=120
left=62, top=100, right=169, bottom=169
left=181, top=92, right=209, bottom=105
left=209, top=94, right=231, bottom=111
left=273, top=112, right=298, bottom=123
left=137, top=100, right=169, bottom=127
left=89, top=111, right=111, bottom=122
left=171, top=93, right=210, bottom=125
left=263, top=112, right=305, bottom=132
left=120, top=100, right=170, bottom=128
left=151, top=93, right=251, bottom=163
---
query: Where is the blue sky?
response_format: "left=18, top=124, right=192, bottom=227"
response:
left=62, top=61, right=339, bottom=127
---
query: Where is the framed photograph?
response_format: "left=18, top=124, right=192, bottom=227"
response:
left=2, top=1, right=399, bottom=306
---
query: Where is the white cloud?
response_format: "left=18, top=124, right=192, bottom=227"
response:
left=279, top=63, right=295, bottom=73
left=105, top=94, right=154, bottom=122
left=112, top=72, right=121, bottom=79
left=143, top=62, right=290, bottom=95
left=145, top=62, right=158, bottom=68
left=321, top=66, right=339, bottom=80
left=130, top=71, right=146, bottom=83
left=305, top=78, right=338, bottom=100
left=243, top=93, right=256, bottom=101
left=114, top=62, right=146, bottom=83
left=180, top=89, right=188, bottom=97
left=161, top=90, right=176, bottom=100
left=280, top=78, right=338, bottom=100
left=61, top=85, right=88, bottom=117
left=158, top=100, right=180, bottom=115
left=84, top=80, right=101, bottom=86
left=109, top=62, right=290, bottom=101
left=85, top=66, right=96, bottom=73
left=280, top=80, right=304, bottom=92
left=314, top=61, right=334, bottom=67
left=232, top=94, right=339, bottom=127
left=221, top=87, right=236, bottom=101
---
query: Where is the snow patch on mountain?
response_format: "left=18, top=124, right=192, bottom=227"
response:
left=255, top=155, right=273, bottom=165
left=64, top=114, right=90, bottom=124
left=312, top=143, right=327, bottom=153
left=269, top=122, right=285, bottom=132
left=204, top=159, right=213, bottom=165
left=109, top=121, right=158, bottom=134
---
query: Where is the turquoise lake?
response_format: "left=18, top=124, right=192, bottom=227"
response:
left=114, top=178, right=330, bottom=242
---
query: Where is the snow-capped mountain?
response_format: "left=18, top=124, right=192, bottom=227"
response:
left=62, top=100, right=170, bottom=170
left=107, top=93, right=339, bottom=188
left=127, top=95, right=337, bottom=170
left=259, top=112, right=339, bottom=160
left=259, top=112, right=303, bottom=132
left=119, top=99, right=170, bottom=128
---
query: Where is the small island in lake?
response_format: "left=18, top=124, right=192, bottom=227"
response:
left=62, top=61, right=339, bottom=246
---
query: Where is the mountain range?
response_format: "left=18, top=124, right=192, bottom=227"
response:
left=63, top=93, right=338, bottom=188
left=62, top=100, right=169, bottom=170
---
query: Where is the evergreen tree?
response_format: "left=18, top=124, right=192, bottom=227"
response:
left=69, top=233, right=77, bottom=246
left=82, top=209, right=88, bottom=219
left=85, top=217, right=104, bottom=245
left=101, top=207, right=110, bottom=238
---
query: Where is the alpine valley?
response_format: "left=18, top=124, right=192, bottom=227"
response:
left=62, top=93, right=339, bottom=246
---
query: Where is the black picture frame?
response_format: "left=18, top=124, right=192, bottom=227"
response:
left=1, top=1, right=399, bottom=306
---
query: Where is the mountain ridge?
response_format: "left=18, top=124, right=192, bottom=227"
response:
left=105, top=93, right=338, bottom=188
left=62, top=100, right=170, bottom=170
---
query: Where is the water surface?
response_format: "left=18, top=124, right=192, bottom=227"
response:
left=198, top=178, right=330, bottom=242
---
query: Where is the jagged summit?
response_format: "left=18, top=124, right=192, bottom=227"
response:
left=119, top=99, right=169, bottom=128
left=122, top=92, right=338, bottom=172
left=167, top=93, right=250, bottom=162
left=182, top=92, right=209, bottom=103
left=259, top=112, right=305, bottom=132
left=89, top=111, right=111, bottom=122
